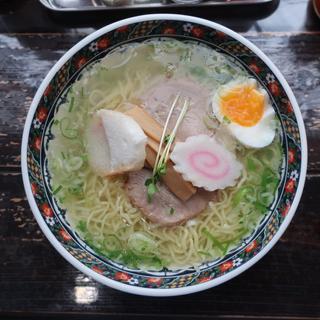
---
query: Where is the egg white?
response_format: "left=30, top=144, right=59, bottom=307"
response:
left=211, top=78, right=276, bottom=148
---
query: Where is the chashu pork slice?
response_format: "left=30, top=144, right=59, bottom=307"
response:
left=86, top=109, right=147, bottom=176
left=126, top=169, right=217, bottom=227
left=140, top=78, right=212, bottom=142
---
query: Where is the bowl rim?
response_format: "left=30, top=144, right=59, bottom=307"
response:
left=21, top=13, right=308, bottom=297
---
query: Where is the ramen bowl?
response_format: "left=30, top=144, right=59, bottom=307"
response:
left=21, top=14, right=307, bottom=296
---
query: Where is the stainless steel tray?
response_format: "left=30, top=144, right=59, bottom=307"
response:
left=39, top=0, right=274, bottom=12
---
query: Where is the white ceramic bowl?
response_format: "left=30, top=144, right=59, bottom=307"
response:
left=21, top=14, right=307, bottom=296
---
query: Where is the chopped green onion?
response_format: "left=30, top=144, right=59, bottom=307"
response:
left=157, top=163, right=167, bottom=176
left=80, top=229, right=164, bottom=270
left=58, top=196, right=65, bottom=204
left=232, top=186, right=254, bottom=206
left=237, top=227, right=249, bottom=238
left=121, top=249, right=139, bottom=269
left=145, top=178, right=158, bottom=203
left=103, top=234, right=122, bottom=252
left=254, top=201, right=267, bottom=213
left=76, top=220, right=87, bottom=233
left=59, top=117, right=78, bottom=139
left=190, top=66, right=206, bottom=78
left=164, top=134, right=171, bottom=144
left=222, top=244, right=230, bottom=255
left=247, top=158, right=256, bottom=171
left=68, top=184, right=83, bottom=196
left=169, top=207, right=175, bottom=215
left=81, top=153, right=88, bottom=160
left=203, top=228, right=227, bottom=254
left=128, top=232, right=157, bottom=256
left=208, top=113, right=217, bottom=120
left=52, top=185, right=63, bottom=195
left=259, top=192, right=274, bottom=206
left=68, top=96, right=75, bottom=112
left=105, top=249, right=122, bottom=260
left=223, top=116, right=231, bottom=124
left=144, top=255, right=163, bottom=270
left=65, top=156, right=83, bottom=172
left=87, top=242, right=105, bottom=257
left=261, top=167, right=275, bottom=188
left=198, top=250, right=211, bottom=257
left=203, top=115, right=218, bottom=130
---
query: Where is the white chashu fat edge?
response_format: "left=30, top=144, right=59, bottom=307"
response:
left=86, top=109, right=147, bottom=176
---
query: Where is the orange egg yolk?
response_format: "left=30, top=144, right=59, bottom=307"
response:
left=220, top=84, right=265, bottom=127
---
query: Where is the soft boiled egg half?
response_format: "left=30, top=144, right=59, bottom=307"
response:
left=211, top=78, right=276, bottom=148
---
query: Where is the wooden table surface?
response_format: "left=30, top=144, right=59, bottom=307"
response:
left=0, top=0, right=319, bottom=319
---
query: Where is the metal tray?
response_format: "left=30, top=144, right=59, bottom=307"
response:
left=39, top=0, right=274, bottom=12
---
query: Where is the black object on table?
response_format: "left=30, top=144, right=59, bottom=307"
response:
left=0, top=0, right=319, bottom=319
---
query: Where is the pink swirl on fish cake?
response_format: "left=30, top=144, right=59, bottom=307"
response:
left=189, top=151, right=230, bottom=180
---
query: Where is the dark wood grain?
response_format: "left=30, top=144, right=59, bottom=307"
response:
left=0, top=33, right=84, bottom=171
left=0, top=32, right=319, bottom=172
left=0, top=173, right=319, bottom=319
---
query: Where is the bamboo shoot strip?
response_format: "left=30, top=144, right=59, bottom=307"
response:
left=145, top=96, right=190, bottom=202
left=125, top=106, right=164, bottom=144
left=126, top=110, right=176, bottom=153
left=145, top=145, right=196, bottom=201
